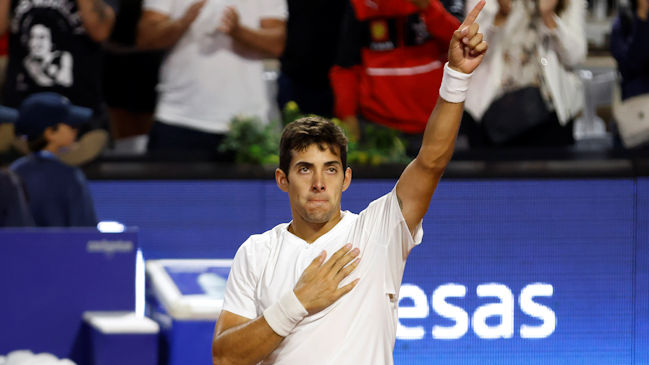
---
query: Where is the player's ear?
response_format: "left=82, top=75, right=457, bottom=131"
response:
left=276, top=168, right=289, bottom=192
left=342, top=167, right=352, bottom=192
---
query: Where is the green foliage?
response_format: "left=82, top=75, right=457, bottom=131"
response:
left=219, top=115, right=280, bottom=165
left=281, top=101, right=303, bottom=127
left=222, top=102, right=410, bottom=166
left=347, top=124, right=410, bottom=166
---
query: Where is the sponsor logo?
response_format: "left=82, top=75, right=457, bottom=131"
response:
left=398, top=283, right=556, bottom=340
left=370, top=20, right=389, bottom=42
left=86, top=240, right=134, bottom=257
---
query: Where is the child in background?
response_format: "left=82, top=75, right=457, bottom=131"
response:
left=10, top=92, right=97, bottom=227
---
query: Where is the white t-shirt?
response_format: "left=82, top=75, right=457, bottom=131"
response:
left=223, top=188, right=424, bottom=365
left=143, top=0, right=287, bottom=133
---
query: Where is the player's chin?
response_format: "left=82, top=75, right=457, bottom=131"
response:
left=304, top=209, right=335, bottom=224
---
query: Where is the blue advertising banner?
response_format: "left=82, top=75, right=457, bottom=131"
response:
left=636, top=178, right=649, bottom=365
left=90, top=179, right=644, bottom=363
left=0, top=230, right=137, bottom=359
left=393, top=180, right=635, bottom=364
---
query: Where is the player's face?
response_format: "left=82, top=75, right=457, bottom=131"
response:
left=279, top=143, right=351, bottom=225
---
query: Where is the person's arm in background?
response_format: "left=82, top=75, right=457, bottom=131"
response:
left=440, top=0, right=465, bottom=20
left=330, top=1, right=363, bottom=141
left=537, top=0, right=587, bottom=66
left=136, top=0, right=205, bottom=50
left=0, top=171, right=34, bottom=227
left=411, top=0, right=460, bottom=45
left=76, top=0, right=117, bottom=42
left=491, top=0, right=511, bottom=26
left=610, top=0, right=649, bottom=79
left=218, top=6, right=286, bottom=57
left=396, top=0, right=487, bottom=233
left=0, top=0, right=9, bottom=36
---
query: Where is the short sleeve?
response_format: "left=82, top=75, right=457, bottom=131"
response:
left=259, top=0, right=287, bottom=21
left=387, top=187, right=423, bottom=253
left=359, top=187, right=423, bottom=253
left=222, top=239, right=260, bottom=319
left=356, top=187, right=423, bottom=298
left=143, top=0, right=174, bottom=15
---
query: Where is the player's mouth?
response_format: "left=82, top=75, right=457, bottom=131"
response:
left=307, top=198, right=328, bottom=206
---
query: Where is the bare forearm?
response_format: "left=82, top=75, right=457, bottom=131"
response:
left=212, top=316, right=283, bottom=365
left=397, top=0, right=486, bottom=232
left=396, top=98, right=464, bottom=232
left=76, top=0, right=115, bottom=42
left=417, top=98, right=463, bottom=170
left=137, top=16, right=190, bottom=50
left=230, top=24, right=285, bottom=57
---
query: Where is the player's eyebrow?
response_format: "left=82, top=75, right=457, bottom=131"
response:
left=293, top=161, right=314, bottom=169
left=324, top=161, right=342, bottom=167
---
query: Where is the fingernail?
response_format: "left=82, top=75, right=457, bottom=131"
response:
left=461, top=27, right=468, bottom=35
left=344, top=243, right=351, bottom=249
left=353, top=248, right=360, bottom=255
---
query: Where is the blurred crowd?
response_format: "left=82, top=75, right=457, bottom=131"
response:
left=0, top=0, right=646, bottom=159
left=0, top=0, right=647, bottom=226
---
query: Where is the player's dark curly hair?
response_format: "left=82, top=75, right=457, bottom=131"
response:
left=279, top=116, right=348, bottom=179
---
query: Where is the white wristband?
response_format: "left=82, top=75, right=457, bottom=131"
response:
left=263, top=290, right=308, bottom=337
left=438, top=62, right=472, bottom=103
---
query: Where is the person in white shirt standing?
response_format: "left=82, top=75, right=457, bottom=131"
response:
left=212, top=2, right=488, bottom=364
left=136, top=0, right=287, bottom=159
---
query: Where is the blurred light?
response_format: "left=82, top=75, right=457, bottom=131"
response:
left=97, top=221, right=125, bottom=233
left=136, top=249, right=145, bottom=317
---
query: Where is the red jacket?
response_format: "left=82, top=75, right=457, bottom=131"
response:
left=0, top=34, right=8, bottom=57
left=331, top=0, right=459, bottom=134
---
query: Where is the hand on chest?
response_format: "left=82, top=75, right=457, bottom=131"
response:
left=257, top=225, right=376, bottom=312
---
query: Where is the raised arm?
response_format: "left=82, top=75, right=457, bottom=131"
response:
left=212, top=245, right=360, bottom=365
left=396, top=0, right=487, bottom=233
left=136, top=1, right=205, bottom=50
left=218, top=6, right=286, bottom=57
left=75, top=0, right=116, bottom=42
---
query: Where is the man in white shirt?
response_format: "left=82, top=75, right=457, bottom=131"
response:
left=212, top=2, right=488, bottom=364
left=136, top=0, right=287, bottom=157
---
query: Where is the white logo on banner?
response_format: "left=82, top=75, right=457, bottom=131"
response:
left=86, top=240, right=134, bottom=257
left=397, top=283, right=556, bottom=340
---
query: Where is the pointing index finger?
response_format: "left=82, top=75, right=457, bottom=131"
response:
left=463, top=0, right=486, bottom=26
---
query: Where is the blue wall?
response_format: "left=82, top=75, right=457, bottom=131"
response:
left=89, top=178, right=647, bottom=363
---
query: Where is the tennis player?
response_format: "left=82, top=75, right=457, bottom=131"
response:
left=213, top=2, right=488, bottom=364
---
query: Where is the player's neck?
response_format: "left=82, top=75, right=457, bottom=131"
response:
left=288, top=211, right=343, bottom=243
